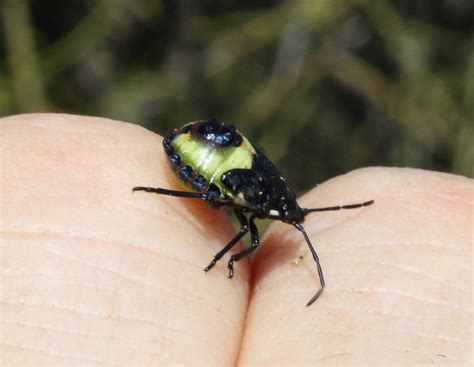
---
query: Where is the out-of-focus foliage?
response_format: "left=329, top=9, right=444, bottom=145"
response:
left=1, top=0, right=472, bottom=192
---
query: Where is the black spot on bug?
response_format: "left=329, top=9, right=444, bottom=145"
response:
left=207, top=183, right=221, bottom=198
left=215, top=132, right=231, bottom=146
left=233, top=134, right=243, bottom=147
left=179, top=165, right=193, bottom=180
left=170, top=153, right=181, bottom=167
left=192, top=174, right=208, bottom=191
left=165, top=145, right=174, bottom=156
left=164, top=130, right=178, bottom=145
left=198, top=118, right=220, bottom=141
left=186, top=119, right=243, bottom=148
left=215, top=125, right=236, bottom=147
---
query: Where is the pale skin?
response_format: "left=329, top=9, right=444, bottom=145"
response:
left=1, top=114, right=472, bottom=365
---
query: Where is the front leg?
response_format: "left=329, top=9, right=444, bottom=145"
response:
left=227, top=215, right=260, bottom=278
left=133, top=186, right=211, bottom=200
left=204, top=209, right=248, bottom=272
left=132, top=185, right=229, bottom=206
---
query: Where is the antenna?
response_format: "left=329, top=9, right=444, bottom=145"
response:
left=303, top=200, right=374, bottom=215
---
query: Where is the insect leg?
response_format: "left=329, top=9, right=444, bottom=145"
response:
left=227, top=215, right=260, bottom=278
left=204, top=209, right=248, bottom=272
left=293, top=223, right=325, bottom=306
left=133, top=186, right=212, bottom=200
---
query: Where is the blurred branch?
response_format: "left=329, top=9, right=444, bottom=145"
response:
left=356, top=0, right=467, bottom=149
left=40, top=2, right=115, bottom=80
left=452, top=49, right=474, bottom=176
left=39, top=1, right=146, bottom=82
left=202, top=0, right=351, bottom=77
left=2, top=0, right=49, bottom=111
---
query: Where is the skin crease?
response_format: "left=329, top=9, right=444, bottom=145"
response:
left=0, top=114, right=472, bottom=365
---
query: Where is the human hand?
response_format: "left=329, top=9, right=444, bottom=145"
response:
left=1, top=114, right=471, bottom=364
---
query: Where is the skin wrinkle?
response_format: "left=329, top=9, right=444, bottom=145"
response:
left=252, top=281, right=461, bottom=318
left=379, top=187, right=473, bottom=200
left=1, top=226, right=240, bottom=278
left=326, top=241, right=469, bottom=255
left=263, top=208, right=375, bottom=255
left=362, top=325, right=469, bottom=344
left=305, top=206, right=375, bottom=234
left=4, top=276, right=119, bottom=293
left=295, top=324, right=469, bottom=355
left=41, top=247, right=206, bottom=303
left=2, top=310, right=189, bottom=362
left=4, top=241, right=246, bottom=337
left=4, top=252, right=220, bottom=336
left=1, top=229, right=207, bottom=279
left=10, top=280, right=198, bottom=307
left=328, top=288, right=472, bottom=312
left=308, top=303, right=449, bottom=321
left=330, top=243, right=470, bottom=274
left=248, top=277, right=469, bottom=324
left=266, top=331, right=412, bottom=357
left=131, top=196, right=219, bottom=239
left=35, top=252, right=244, bottom=342
left=2, top=117, right=145, bottom=139
left=269, top=337, right=464, bottom=365
left=3, top=320, right=169, bottom=355
left=315, top=352, right=352, bottom=363
left=334, top=260, right=470, bottom=291
left=284, top=303, right=469, bottom=344
left=326, top=240, right=468, bottom=251
left=130, top=175, right=245, bottom=254
left=269, top=324, right=462, bottom=356
left=244, top=264, right=468, bottom=354
left=9, top=185, right=219, bottom=243
left=266, top=260, right=462, bottom=301
left=1, top=340, right=99, bottom=364
left=1, top=299, right=183, bottom=333
left=129, top=196, right=252, bottom=280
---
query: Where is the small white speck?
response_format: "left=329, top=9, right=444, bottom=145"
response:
left=269, top=209, right=279, bottom=216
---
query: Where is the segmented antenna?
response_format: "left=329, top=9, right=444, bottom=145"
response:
left=303, top=200, right=374, bottom=215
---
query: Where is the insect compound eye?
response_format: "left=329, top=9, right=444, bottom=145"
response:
left=207, top=183, right=221, bottom=198
left=170, top=153, right=181, bottom=167
left=192, top=174, right=208, bottom=191
left=179, top=165, right=193, bottom=179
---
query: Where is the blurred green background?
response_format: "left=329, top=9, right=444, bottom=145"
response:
left=1, top=0, right=472, bottom=195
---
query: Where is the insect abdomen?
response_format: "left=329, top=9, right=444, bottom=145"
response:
left=163, top=119, right=256, bottom=202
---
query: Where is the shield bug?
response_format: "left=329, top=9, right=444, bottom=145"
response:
left=133, top=118, right=374, bottom=306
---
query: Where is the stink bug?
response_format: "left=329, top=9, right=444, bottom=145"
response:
left=133, top=118, right=373, bottom=306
